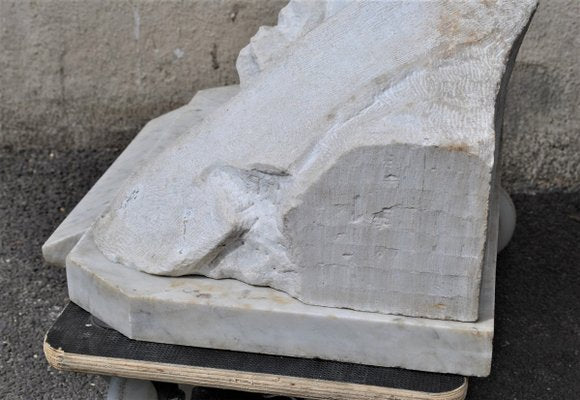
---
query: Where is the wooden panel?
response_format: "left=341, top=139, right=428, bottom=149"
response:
left=44, top=341, right=467, bottom=400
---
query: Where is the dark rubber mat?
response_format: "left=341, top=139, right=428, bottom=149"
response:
left=46, top=302, right=465, bottom=394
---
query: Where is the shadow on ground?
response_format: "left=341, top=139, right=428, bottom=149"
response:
left=0, top=147, right=578, bottom=399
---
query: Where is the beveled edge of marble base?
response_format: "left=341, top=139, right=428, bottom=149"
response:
left=66, top=227, right=495, bottom=377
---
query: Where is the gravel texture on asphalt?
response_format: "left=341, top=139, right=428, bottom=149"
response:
left=0, top=146, right=578, bottom=399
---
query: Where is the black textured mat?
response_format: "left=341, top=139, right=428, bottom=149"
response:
left=46, top=303, right=465, bottom=394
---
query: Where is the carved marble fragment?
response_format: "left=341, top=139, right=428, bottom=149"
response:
left=59, top=86, right=499, bottom=376
left=87, top=0, right=537, bottom=322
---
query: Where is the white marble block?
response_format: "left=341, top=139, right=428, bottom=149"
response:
left=44, top=0, right=538, bottom=377
left=87, top=0, right=536, bottom=322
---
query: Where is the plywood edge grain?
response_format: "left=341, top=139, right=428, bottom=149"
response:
left=44, top=339, right=467, bottom=400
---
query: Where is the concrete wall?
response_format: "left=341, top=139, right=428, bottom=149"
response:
left=1, top=0, right=578, bottom=192
left=0, top=0, right=285, bottom=147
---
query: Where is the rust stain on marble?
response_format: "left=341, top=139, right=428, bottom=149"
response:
left=442, top=143, right=470, bottom=153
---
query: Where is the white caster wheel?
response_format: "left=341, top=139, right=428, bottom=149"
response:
left=107, top=377, right=186, bottom=400
left=107, top=378, right=157, bottom=400
left=497, top=186, right=516, bottom=253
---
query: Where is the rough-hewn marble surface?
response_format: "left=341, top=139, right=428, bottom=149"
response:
left=42, top=86, right=239, bottom=266
left=89, top=0, right=536, bottom=322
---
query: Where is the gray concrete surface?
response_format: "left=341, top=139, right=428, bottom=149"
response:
left=0, top=0, right=579, bottom=193
left=0, top=148, right=116, bottom=399
left=1, top=147, right=579, bottom=399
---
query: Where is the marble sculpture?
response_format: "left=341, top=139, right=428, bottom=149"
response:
left=44, top=0, right=537, bottom=376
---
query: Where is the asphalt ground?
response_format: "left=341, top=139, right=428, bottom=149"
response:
left=1, top=146, right=578, bottom=399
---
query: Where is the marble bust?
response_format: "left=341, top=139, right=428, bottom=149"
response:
left=44, top=0, right=537, bottom=376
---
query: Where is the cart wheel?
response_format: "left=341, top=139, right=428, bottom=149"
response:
left=498, top=186, right=516, bottom=253
left=107, top=377, right=185, bottom=400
